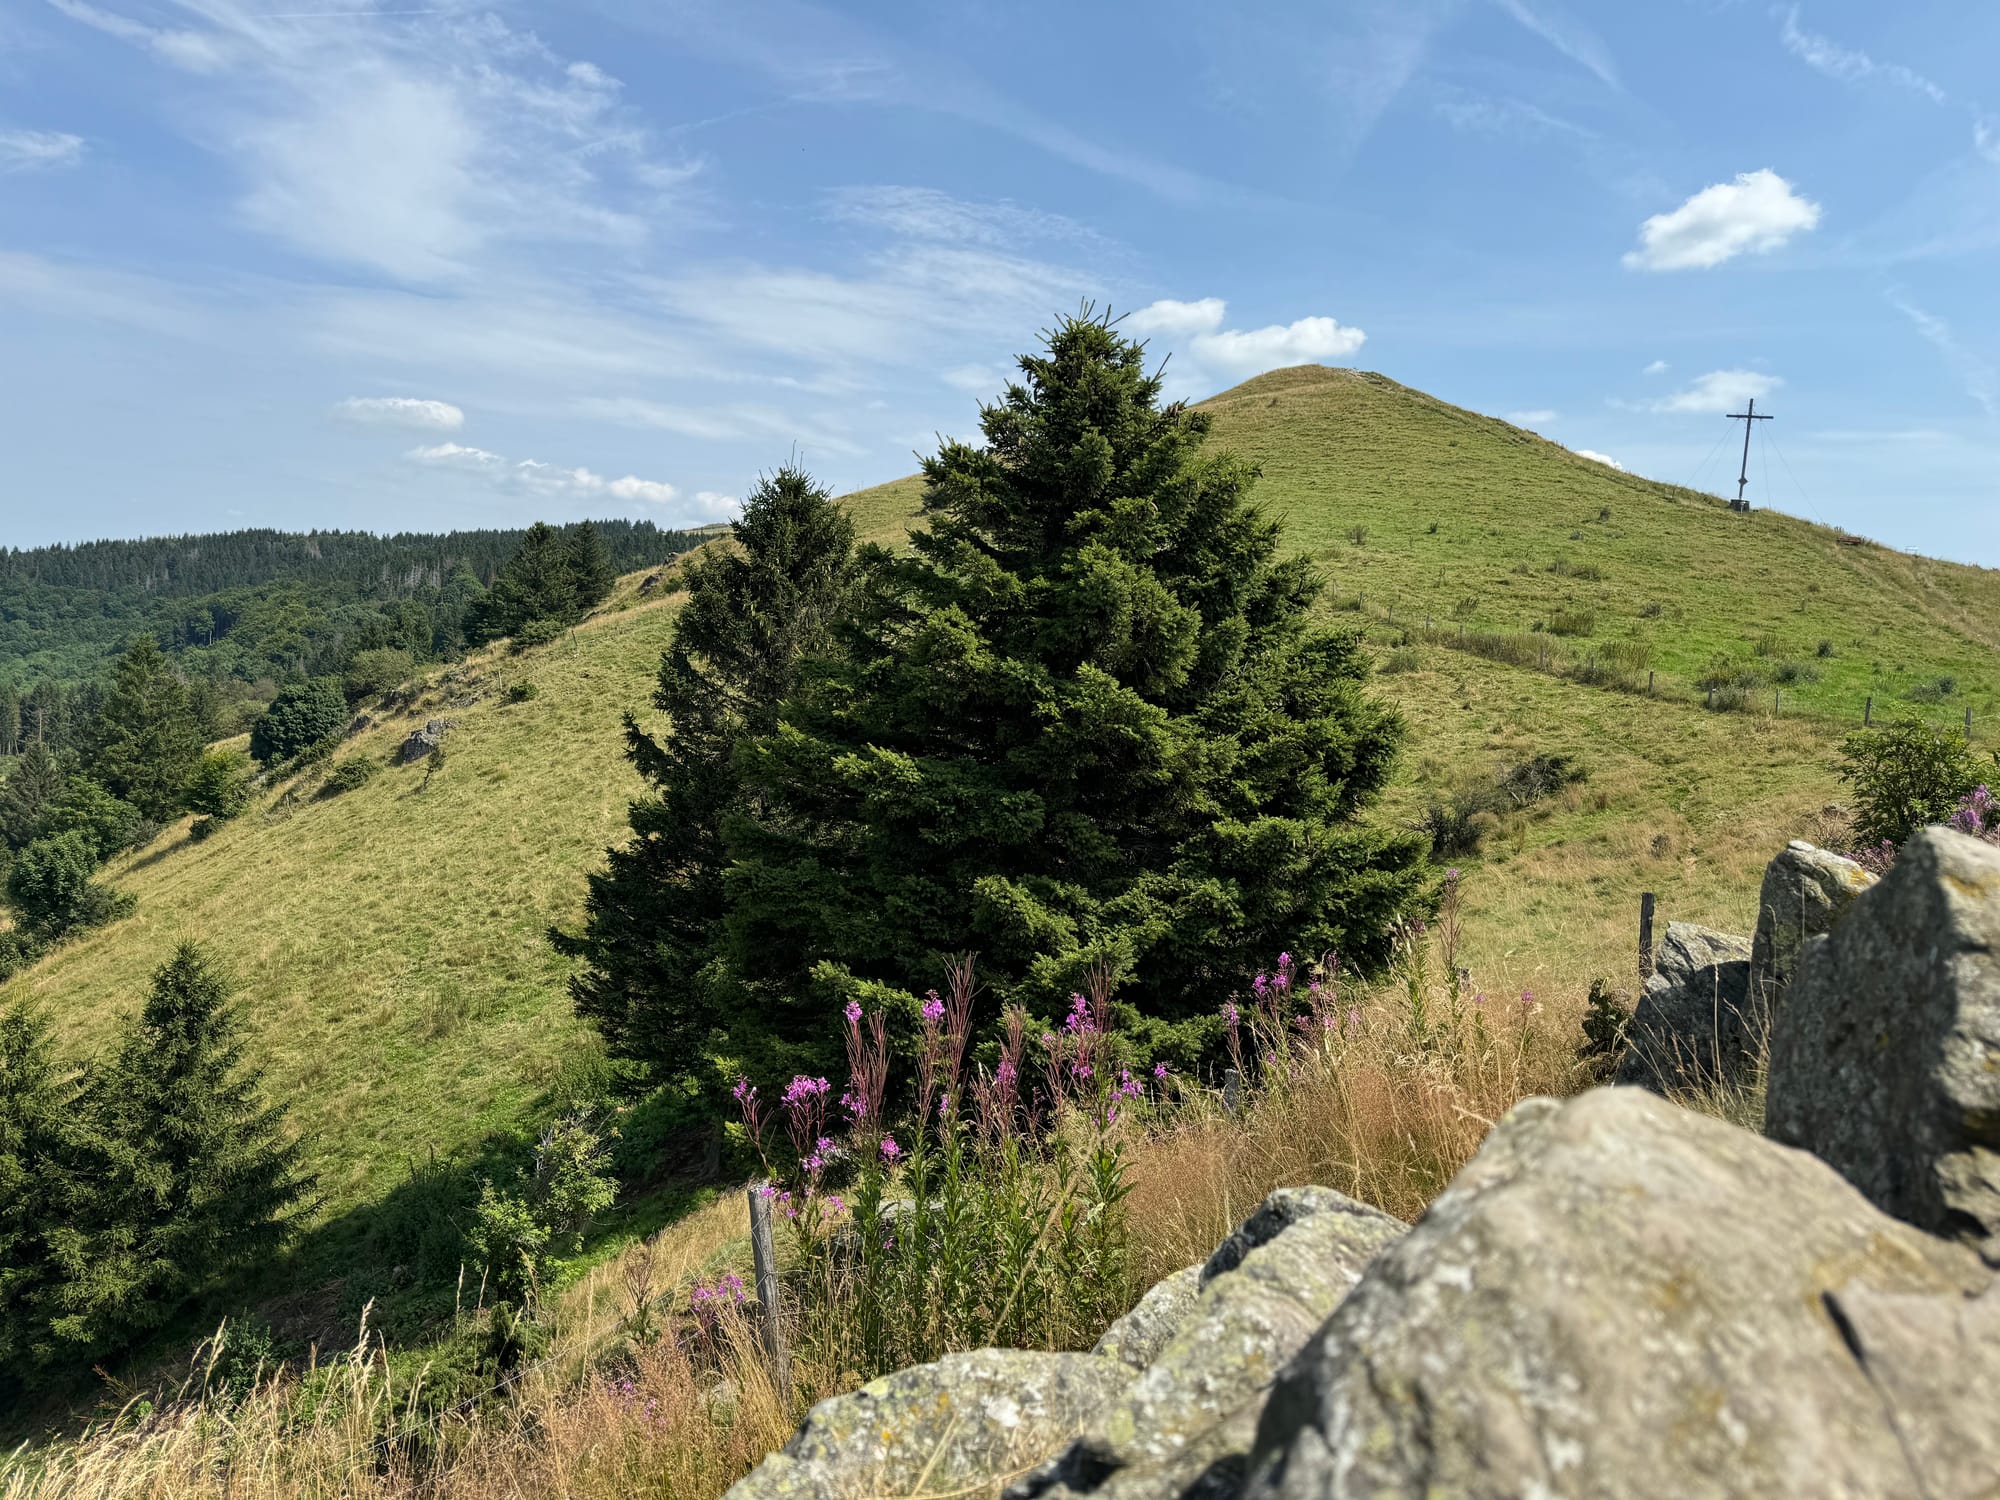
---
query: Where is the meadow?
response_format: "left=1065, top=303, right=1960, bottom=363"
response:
left=6, top=362, right=1997, bottom=1428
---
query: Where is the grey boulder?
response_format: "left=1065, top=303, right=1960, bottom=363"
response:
left=1243, top=1087, right=1991, bottom=1500
left=1766, top=827, right=2000, bottom=1263
left=1092, top=1264, right=1203, bottom=1371
left=1613, top=921, right=1753, bottom=1091
left=395, top=716, right=455, bottom=765
left=1018, top=1189, right=1405, bottom=1500
left=725, top=1349, right=1134, bottom=1500
left=1748, top=839, right=1874, bottom=1000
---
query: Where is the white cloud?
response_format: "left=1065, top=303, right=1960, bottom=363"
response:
left=333, top=395, right=465, bottom=431
left=1125, top=297, right=1227, bottom=337
left=406, top=440, right=732, bottom=519
left=1889, top=293, right=1999, bottom=417
left=408, top=441, right=503, bottom=468
left=1190, top=316, right=1367, bottom=376
left=1643, top=359, right=1670, bottom=375
left=1123, top=297, right=1366, bottom=387
left=1623, top=170, right=1821, bottom=271
left=51, top=3, right=697, bottom=284
left=0, top=130, right=85, bottom=172
left=47, top=0, right=230, bottom=73
left=1648, top=369, right=1783, bottom=415
left=1492, top=0, right=1619, bottom=88
left=1507, top=409, right=1557, bottom=426
left=1573, top=448, right=1625, bottom=471
left=1978, top=119, right=2000, bottom=166
left=1778, top=7, right=1948, bottom=104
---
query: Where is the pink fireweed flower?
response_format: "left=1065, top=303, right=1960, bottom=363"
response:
left=879, top=1136, right=902, bottom=1162
left=1221, top=1001, right=1240, bottom=1026
left=921, top=991, right=946, bottom=1024
left=1345, top=1006, right=1362, bottom=1034
left=826, top=1195, right=846, bottom=1214
left=844, top=999, right=862, bottom=1023
left=1153, top=1062, right=1168, bottom=1080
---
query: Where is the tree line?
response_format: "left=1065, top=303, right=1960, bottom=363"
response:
left=556, top=312, right=1432, bottom=1108
left=0, top=517, right=702, bottom=701
left=0, top=522, right=626, bottom=979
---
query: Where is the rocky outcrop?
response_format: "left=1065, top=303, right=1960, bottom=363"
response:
left=395, top=716, right=455, bottom=765
left=1242, top=1088, right=1994, bottom=1500
left=1749, top=838, right=1874, bottom=1001
left=1018, top=1191, right=1405, bottom=1500
left=1766, top=827, right=2000, bottom=1264
left=729, top=830, right=2000, bottom=1500
left=1612, top=921, right=1752, bottom=1091
left=727, top=1350, right=1135, bottom=1500
left=1092, top=1266, right=1202, bottom=1372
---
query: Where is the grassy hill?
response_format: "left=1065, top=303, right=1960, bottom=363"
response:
left=6, top=365, right=1997, bottom=1346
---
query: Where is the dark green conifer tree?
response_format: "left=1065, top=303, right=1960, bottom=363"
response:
left=467, top=522, right=580, bottom=644
left=556, top=470, right=856, bottom=1086
left=40, top=944, right=314, bottom=1366
left=565, top=521, right=618, bottom=611
left=0, top=1006, right=85, bottom=1384
left=85, top=637, right=203, bottom=821
left=0, top=742, right=67, bottom=851
left=725, top=313, right=1428, bottom=1063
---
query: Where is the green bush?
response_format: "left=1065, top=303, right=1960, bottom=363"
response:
left=1838, top=715, right=1980, bottom=846
left=1546, top=609, right=1596, bottom=638
left=185, top=748, right=253, bottom=820
left=251, top=680, right=348, bottom=766
left=508, top=618, right=565, bottom=653
left=5, top=830, right=130, bottom=938
left=1380, top=647, right=1422, bottom=675
left=1772, top=660, right=1820, bottom=687
left=187, top=815, right=221, bottom=843
left=318, top=758, right=381, bottom=798
left=504, top=681, right=539, bottom=704
left=342, top=647, right=418, bottom=704
left=40, top=780, right=143, bottom=860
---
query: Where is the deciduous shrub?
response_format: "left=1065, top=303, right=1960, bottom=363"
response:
left=1838, top=714, right=1981, bottom=847
left=318, top=758, right=381, bottom=798
left=251, top=679, right=348, bottom=766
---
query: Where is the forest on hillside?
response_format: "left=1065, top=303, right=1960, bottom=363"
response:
left=0, top=520, right=711, bottom=697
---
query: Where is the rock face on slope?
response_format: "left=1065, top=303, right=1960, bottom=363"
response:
left=394, top=716, right=455, bottom=765
left=1748, top=838, right=1875, bottom=1002
left=726, top=831, right=2000, bottom=1500
left=1766, top=827, right=2000, bottom=1264
left=1241, top=1089, right=1994, bottom=1500
left=1612, top=921, right=1752, bottom=1091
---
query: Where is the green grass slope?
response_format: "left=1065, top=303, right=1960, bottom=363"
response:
left=9, top=365, right=1997, bottom=1298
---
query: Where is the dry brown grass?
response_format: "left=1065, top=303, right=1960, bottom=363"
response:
left=7, top=952, right=1601, bottom=1500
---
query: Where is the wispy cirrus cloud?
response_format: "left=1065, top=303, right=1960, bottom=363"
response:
left=0, top=129, right=86, bottom=172
left=333, top=396, right=465, bottom=431
left=1889, top=292, right=1998, bottom=418
left=1778, top=6, right=1947, bottom=104
left=1623, top=170, right=1820, bottom=271
left=1492, top=0, right=1619, bottom=88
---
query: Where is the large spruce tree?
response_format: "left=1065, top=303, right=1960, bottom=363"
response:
left=40, top=944, right=314, bottom=1365
left=85, top=636, right=203, bottom=821
left=556, top=469, right=856, bottom=1088
left=0, top=1006, right=84, bottom=1382
left=726, top=313, right=1428, bottom=1061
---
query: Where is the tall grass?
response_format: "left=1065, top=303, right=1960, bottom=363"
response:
left=5, top=919, right=1590, bottom=1500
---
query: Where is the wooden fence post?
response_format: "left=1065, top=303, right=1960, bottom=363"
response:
left=747, top=1185, right=791, bottom=1389
left=1865, top=695, right=1872, bottom=726
left=1638, top=892, right=1657, bottom=984
left=1222, top=1067, right=1242, bottom=1117
left=1967, top=707, right=1974, bottom=735
left=1647, top=670, right=1654, bottom=696
left=1774, top=688, right=1781, bottom=716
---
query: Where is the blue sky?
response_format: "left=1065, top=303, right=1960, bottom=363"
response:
left=3, top=1, right=1998, bottom=564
